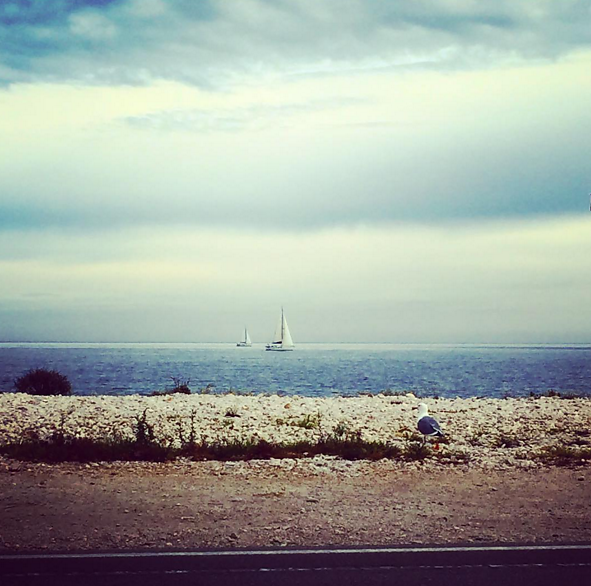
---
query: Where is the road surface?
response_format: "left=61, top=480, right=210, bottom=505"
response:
left=1, top=544, right=590, bottom=585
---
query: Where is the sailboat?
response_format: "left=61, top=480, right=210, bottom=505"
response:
left=236, top=328, right=252, bottom=347
left=265, top=308, right=294, bottom=352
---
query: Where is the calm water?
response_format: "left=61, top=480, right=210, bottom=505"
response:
left=1, top=343, right=590, bottom=398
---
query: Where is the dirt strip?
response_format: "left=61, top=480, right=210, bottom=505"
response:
left=1, top=458, right=590, bottom=552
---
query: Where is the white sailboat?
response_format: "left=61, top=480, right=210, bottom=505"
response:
left=236, top=328, right=252, bottom=347
left=266, top=308, right=294, bottom=352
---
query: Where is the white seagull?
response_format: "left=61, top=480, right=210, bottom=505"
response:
left=417, top=403, right=444, bottom=443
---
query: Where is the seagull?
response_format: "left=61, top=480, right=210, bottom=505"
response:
left=417, top=403, right=444, bottom=444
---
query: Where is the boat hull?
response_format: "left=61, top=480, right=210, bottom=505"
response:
left=265, top=345, right=294, bottom=352
left=236, top=343, right=252, bottom=347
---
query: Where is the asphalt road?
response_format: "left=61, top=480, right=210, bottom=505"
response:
left=1, top=544, right=590, bottom=586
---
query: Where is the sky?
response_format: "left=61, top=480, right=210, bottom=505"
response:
left=0, top=0, right=590, bottom=344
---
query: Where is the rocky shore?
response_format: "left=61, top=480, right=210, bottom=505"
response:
left=1, top=393, right=590, bottom=468
left=1, top=393, right=590, bottom=551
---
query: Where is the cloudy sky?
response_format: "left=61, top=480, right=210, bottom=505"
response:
left=1, top=0, right=590, bottom=343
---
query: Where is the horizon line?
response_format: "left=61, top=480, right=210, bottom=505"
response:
left=1, top=340, right=590, bottom=347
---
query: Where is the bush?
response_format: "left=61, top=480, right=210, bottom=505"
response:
left=14, top=368, right=72, bottom=396
left=150, top=377, right=192, bottom=396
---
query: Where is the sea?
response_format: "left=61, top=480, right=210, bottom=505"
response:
left=0, top=342, right=590, bottom=399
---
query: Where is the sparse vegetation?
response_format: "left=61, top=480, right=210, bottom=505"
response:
left=332, top=421, right=351, bottom=438
left=493, top=433, right=522, bottom=449
left=402, top=431, right=432, bottom=461
left=224, top=389, right=254, bottom=396
left=570, top=430, right=591, bottom=446
left=0, top=411, right=429, bottom=463
left=0, top=433, right=406, bottom=463
left=403, top=440, right=431, bottom=461
left=399, top=430, right=451, bottom=460
left=225, top=406, right=240, bottom=417
left=133, top=409, right=156, bottom=445
left=4, top=392, right=587, bottom=467
left=356, top=390, right=441, bottom=399
left=150, top=377, right=192, bottom=396
left=2, top=436, right=176, bottom=463
left=435, top=448, right=471, bottom=464
left=293, top=412, right=322, bottom=429
left=379, top=389, right=412, bottom=397
left=14, top=368, right=72, bottom=396
left=2, top=408, right=174, bottom=463
left=466, top=433, right=485, bottom=446
left=534, top=445, right=591, bottom=466
left=529, top=390, right=585, bottom=399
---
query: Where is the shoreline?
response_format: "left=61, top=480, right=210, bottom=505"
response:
left=1, top=393, right=590, bottom=468
left=1, top=393, right=590, bottom=552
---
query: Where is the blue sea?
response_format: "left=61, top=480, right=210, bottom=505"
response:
left=1, top=343, right=590, bottom=398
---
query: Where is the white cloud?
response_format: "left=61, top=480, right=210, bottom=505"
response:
left=1, top=52, right=589, bottom=231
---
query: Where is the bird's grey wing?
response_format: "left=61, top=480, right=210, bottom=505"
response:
left=418, top=416, right=443, bottom=436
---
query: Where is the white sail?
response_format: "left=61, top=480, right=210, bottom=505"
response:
left=267, top=308, right=294, bottom=351
left=272, top=314, right=283, bottom=344
left=237, top=326, right=252, bottom=347
left=281, top=314, right=294, bottom=348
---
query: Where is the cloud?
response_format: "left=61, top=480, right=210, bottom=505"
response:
left=2, top=1, right=590, bottom=344
left=1, top=53, right=590, bottom=233
left=68, top=10, right=117, bottom=41
left=1, top=217, right=590, bottom=342
left=0, top=4, right=589, bottom=233
left=124, top=97, right=366, bottom=132
left=1, top=0, right=591, bottom=87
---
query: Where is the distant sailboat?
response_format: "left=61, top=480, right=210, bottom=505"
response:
left=266, top=308, right=294, bottom=352
left=236, top=328, right=252, bottom=347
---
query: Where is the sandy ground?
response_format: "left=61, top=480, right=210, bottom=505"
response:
left=1, top=458, right=589, bottom=552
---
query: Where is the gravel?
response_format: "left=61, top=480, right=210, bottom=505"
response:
left=1, top=392, right=590, bottom=469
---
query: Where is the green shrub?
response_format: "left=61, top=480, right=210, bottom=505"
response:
left=2, top=436, right=174, bottom=463
left=404, top=440, right=431, bottom=461
left=14, top=368, right=72, bottom=396
left=293, top=412, right=322, bottom=429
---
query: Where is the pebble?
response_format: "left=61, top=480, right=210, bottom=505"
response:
left=0, top=393, right=590, bottom=471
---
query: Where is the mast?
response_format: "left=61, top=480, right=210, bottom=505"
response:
left=281, top=309, right=294, bottom=348
left=281, top=307, right=285, bottom=343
